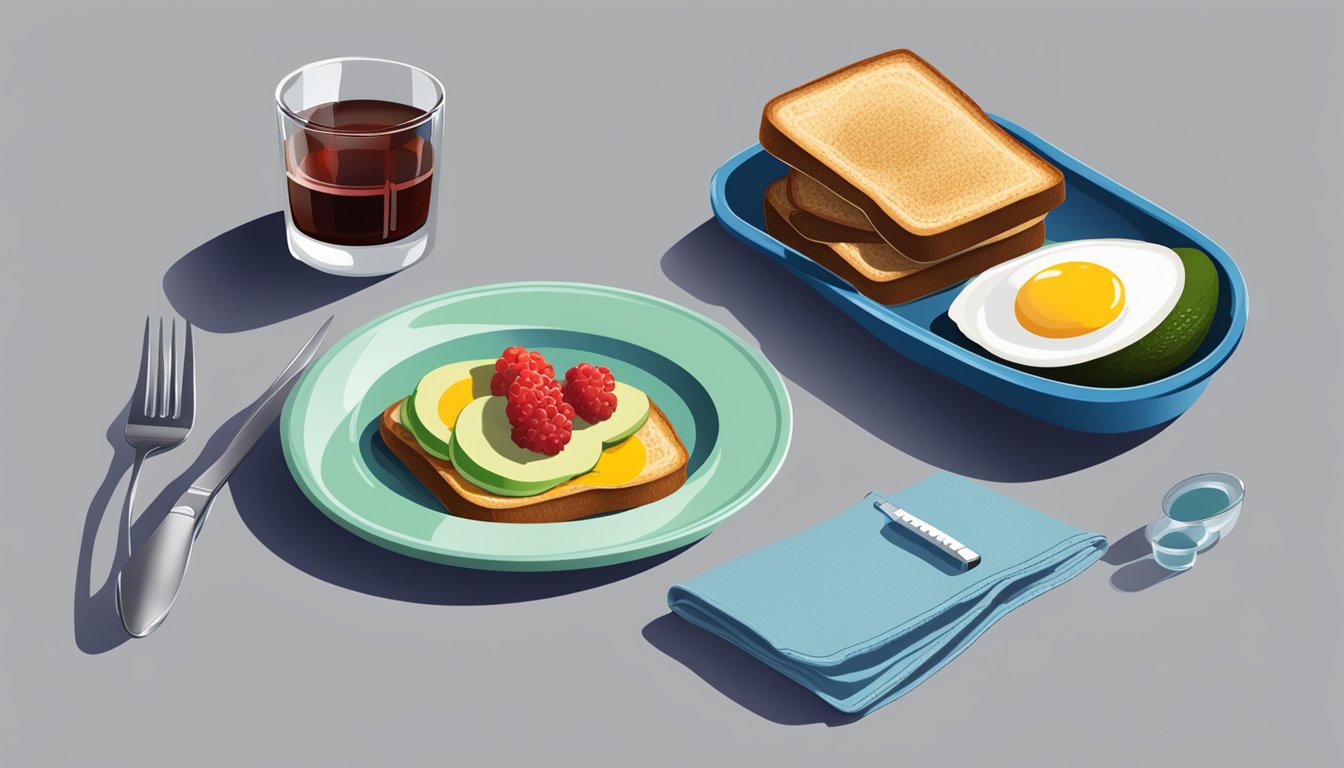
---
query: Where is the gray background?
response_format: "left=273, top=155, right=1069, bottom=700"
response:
left=3, top=0, right=1340, bottom=765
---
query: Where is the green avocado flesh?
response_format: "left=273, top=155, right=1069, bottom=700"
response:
left=449, top=397, right=602, bottom=497
left=404, top=360, right=494, bottom=460
left=1027, top=247, right=1220, bottom=387
left=448, top=382, right=654, bottom=497
left=572, top=381, right=649, bottom=446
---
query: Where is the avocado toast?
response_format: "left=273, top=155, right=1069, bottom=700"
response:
left=380, top=353, right=688, bottom=524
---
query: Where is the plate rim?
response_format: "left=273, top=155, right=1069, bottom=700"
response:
left=279, top=280, right=793, bottom=571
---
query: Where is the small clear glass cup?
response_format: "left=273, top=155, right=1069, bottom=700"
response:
left=1145, top=472, right=1244, bottom=572
left=1146, top=517, right=1211, bottom=572
left=275, top=58, right=445, bottom=276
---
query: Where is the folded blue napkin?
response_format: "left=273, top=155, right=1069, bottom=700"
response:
left=667, top=472, right=1108, bottom=715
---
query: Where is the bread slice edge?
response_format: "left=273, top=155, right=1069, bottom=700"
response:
left=378, top=400, right=689, bottom=524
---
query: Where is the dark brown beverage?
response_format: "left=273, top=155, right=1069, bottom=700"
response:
left=285, top=99, right=434, bottom=246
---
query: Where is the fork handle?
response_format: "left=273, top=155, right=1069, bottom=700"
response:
left=116, top=500, right=211, bottom=637
left=122, top=449, right=150, bottom=559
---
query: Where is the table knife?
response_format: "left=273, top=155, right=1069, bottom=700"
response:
left=116, top=317, right=333, bottom=637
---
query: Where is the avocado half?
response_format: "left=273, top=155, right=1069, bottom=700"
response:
left=403, top=360, right=495, bottom=460
left=448, top=383, right=651, bottom=497
left=1026, top=247, right=1220, bottom=387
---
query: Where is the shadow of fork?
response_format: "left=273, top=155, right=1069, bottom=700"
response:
left=74, top=401, right=254, bottom=652
left=73, top=401, right=136, bottom=654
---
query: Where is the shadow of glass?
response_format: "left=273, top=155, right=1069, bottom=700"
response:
left=1102, top=525, right=1151, bottom=566
left=162, top=211, right=386, bottom=333
left=661, top=221, right=1172, bottom=482
left=1110, top=557, right=1184, bottom=592
left=641, top=614, right=858, bottom=727
left=230, top=422, right=693, bottom=605
left=1106, top=523, right=1220, bottom=593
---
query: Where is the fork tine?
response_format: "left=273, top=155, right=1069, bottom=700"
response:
left=157, top=317, right=170, bottom=417
left=177, top=321, right=195, bottom=424
left=167, top=319, right=179, bottom=419
left=131, top=317, right=152, bottom=416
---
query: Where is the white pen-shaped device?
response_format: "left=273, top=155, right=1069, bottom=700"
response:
left=875, top=500, right=981, bottom=570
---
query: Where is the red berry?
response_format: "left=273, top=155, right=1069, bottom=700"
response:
left=563, top=363, right=618, bottom=423
left=490, top=346, right=555, bottom=396
left=504, top=368, right=573, bottom=455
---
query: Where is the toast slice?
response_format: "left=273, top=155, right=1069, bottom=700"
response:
left=379, top=399, right=688, bottom=524
left=786, top=170, right=886, bottom=243
left=787, top=170, right=1044, bottom=252
left=761, top=49, right=1064, bottom=263
left=763, top=178, right=1046, bottom=305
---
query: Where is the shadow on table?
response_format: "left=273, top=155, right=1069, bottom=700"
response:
left=74, top=401, right=254, bottom=654
left=162, top=211, right=386, bottom=333
left=230, top=423, right=690, bottom=605
left=661, top=221, right=1173, bottom=482
left=73, top=402, right=136, bottom=654
left=1102, top=524, right=1220, bottom=592
left=1110, top=557, right=1184, bottom=592
left=642, top=614, right=859, bottom=727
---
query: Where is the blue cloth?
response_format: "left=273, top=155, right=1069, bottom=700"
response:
left=667, top=472, right=1108, bottom=715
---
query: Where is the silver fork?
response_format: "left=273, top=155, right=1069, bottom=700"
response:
left=122, top=317, right=195, bottom=556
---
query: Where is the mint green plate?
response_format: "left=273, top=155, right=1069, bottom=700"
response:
left=280, top=282, right=792, bottom=571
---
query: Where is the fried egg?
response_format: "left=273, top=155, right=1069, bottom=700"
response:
left=948, top=239, right=1184, bottom=367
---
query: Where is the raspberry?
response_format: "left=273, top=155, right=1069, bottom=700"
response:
left=563, top=363, right=618, bottom=423
left=490, top=346, right=555, bottom=396
left=504, top=369, right=574, bottom=455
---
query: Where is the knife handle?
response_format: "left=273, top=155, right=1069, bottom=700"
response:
left=116, top=502, right=210, bottom=637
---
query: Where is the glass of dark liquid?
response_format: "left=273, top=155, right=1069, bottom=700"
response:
left=275, top=58, right=444, bottom=276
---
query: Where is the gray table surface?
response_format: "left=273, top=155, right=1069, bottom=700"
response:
left=4, top=1, right=1341, bottom=765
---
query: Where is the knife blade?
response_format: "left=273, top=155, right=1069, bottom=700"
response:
left=116, top=317, right=333, bottom=637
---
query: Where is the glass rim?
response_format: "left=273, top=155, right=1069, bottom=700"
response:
left=1161, top=471, right=1244, bottom=519
left=274, top=56, right=445, bottom=136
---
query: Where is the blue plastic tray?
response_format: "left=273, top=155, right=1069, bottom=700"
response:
left=709, top=116, right=1247, bottom=434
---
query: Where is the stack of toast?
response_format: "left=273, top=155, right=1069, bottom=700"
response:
left=759, top=49, right=1066, bottom=304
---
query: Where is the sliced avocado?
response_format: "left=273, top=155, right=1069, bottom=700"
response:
left=572, top=381, right=650, bottom=446
left=404, top=360, right=494, bottom=460
left=397, top=397, right=411, bottom=426
left=449, top=396, right=602, bottom=497
left=1031, top=247, right=1220, bottom=387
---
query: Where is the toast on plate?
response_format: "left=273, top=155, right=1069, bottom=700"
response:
left=379, top=399, right=688, bottom=524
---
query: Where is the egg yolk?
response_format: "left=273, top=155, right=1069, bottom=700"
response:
left=579, top=437, right=647, bottom=487
left=437, top=375, right=648, bottom=490
left=1014, top=261, right=1125, bottom=338
left=436, top=378, right=477, bottom=429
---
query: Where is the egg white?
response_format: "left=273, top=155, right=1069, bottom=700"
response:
left=948, top=239, right=1185, bottom=368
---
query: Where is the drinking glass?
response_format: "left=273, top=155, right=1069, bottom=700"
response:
left=1146, top=517, right=1211, bottom=572
left=275, top=58, right=445, bottom=276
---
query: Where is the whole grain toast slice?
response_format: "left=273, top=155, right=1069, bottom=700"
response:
left=379, top=399, right=688, bottom=524
left=761, top=49, right=1064, bottom=263
left=763, top=178, right=1045, bottom=305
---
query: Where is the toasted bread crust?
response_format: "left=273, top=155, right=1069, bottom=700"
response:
left=761, top=49, right=1064, bottom=262
left=787, top=206, right=887, bottom=245
left=378, top=400, right=688, bottom=524
left=764, top=178, right=1046, bottom=305
left=786, top=171, right=886, bottom=243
